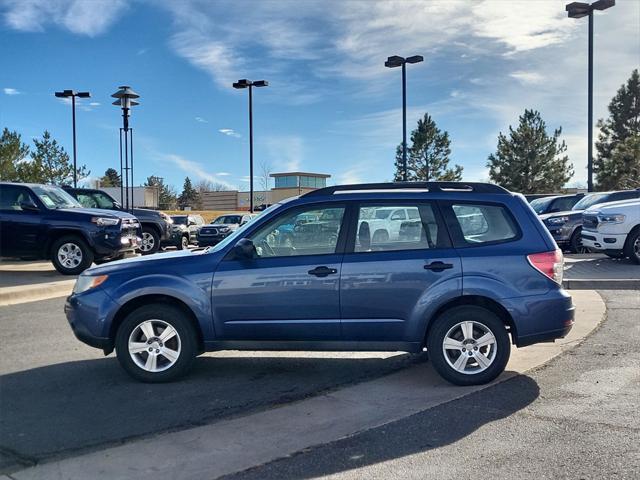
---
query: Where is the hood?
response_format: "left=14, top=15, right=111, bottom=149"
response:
left=132, top=208, right=162, bottom=218
left=539, top=210, right=582, bottom=221
left=86, top=248, right=198, bottom=275
left=57, top=207, right=136, bottom=219
left=208, top=223, right=236, bottom=229
left=586, top=199, right=640, bottom=214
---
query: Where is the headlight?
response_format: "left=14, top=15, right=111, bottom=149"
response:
left=599, top=214, right=625, bottom=224
left=546, top=216, right=569, bottom=225
left=73, top=274, right=109, bottom=294
left=219, top=226, right=231, bottom=232
left=91, top=217, right=120, bottom=226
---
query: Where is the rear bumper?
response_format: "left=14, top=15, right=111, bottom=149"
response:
left=503, top=289, right=575, bottom=347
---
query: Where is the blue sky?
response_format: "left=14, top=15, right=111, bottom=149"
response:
left=1, top=0, right=638, bottom=192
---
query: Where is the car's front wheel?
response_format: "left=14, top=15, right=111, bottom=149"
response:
left=115, top=304, right=198, bottom=382
left=623, top=227, right=640, bottom=264
left=427, top=306, right=510, bottom=386
left=140, top=227, right=160, bottom=255
left=50, top=235, right=94, bottom=275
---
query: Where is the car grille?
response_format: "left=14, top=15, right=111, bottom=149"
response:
left=583, top=214, right=598, bottom=230
left=121, top=218, right=140, bottom=234
left=200, top=227, right=218, bottom=235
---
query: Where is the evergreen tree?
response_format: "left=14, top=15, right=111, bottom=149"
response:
left=487, top=109, right=573, bottom=193
left=595, top=69, right=640, bottom=190
left=145, top=175, right=177, bottom=209
left=100, top=168, right=121, bottom=187
left=0, top=128, right=30, bottom=181
left=393, top=113, right=463, bottom=181
left=19, top=131, right=90, bottom=185
left=178, top=176, right=199, bottom=208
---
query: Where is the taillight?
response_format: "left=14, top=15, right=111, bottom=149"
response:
left=527, top=249, right=564, bottom=284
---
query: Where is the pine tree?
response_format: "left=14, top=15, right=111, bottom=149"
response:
left=393, top=114, right=463, bottom=181
left=178, top=177, right=199, bottom=208
left=487, top=110, right=573, bottom=193
left=100, top=168, right=121, bottom=187
left=0, top=128, right=30, bottom=181
left=19, top=131, right=90, bottom=185
left=594, top=69, right=640, bottom=190
left=145, top=175, right=177, bottom=209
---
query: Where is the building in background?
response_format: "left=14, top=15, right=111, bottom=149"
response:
left=101, top=186, right=160, bottom=209
left=200, top=172, right=330, bottom=211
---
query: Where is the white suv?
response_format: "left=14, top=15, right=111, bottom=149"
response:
left=581, top=199, right=640, bottom=263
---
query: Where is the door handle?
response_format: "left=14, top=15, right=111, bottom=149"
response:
left=424, top=261, right=454, bottom=272
left=308, top=266, right=338, bottom=277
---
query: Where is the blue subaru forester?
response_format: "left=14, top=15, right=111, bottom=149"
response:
left=65, top=182, right=574, bottom=386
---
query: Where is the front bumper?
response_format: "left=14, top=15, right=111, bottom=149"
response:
left=581, top=230, right=626, bottom=251
left=65, top=289, right=117, bottom=353
left=197, top=233, right=228, bottom=246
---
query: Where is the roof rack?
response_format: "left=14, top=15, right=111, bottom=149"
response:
left=303, top=181, right=509, bottom=197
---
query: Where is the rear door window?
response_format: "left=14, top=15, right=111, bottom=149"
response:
left=449, top=203, right=519, bottom=246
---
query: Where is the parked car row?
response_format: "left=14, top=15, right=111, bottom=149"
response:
left=0, top=182, right=261, bottom=274
left=527, top=189, right=640, bottom=260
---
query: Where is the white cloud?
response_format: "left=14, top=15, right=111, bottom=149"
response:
left=162, top=153, right=236, bottom=189
left=89, top=101, right=100, bottom=106
left=2, top=0, right=128, bottom=37
left=218, top=128, right=241, bottom=138
left=3, top=87, right=20, bottom=95
left=264, top=135, right=304, bottom=171
left=216, top=172, right=231, bottom=176
left=338, top=161, right=370, bottom=185
left=510, top=71, right=544, bottom=85
left=195, top=117, right=208, bottom=123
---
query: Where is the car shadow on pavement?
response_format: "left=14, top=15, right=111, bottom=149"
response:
left=223, top=374, right=540, bottom=480
left=0, top=353, right=420, bottom=470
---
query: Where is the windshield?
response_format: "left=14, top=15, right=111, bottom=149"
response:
left=32, top=186, right=81, bottom=209
left=76, top=191, right=116, bottom=209
left=172, top=216, right=188, bottom=225
left=213, top=215, right=242, bottom=224
left=573, top=193, right=609, bottom=211
left=530, top=196, right=555, bottom=214
left=207, top=204, right=281, bottom=252
left=374, top=209, right=393, bottom=219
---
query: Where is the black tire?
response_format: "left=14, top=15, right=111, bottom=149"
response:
left=50, top=235, right=94, bottom=275
left=115, top=304, right=198, bottom=383
left=570, top=228, right=589, bottom=254
left=604, top=252, right=625, bottom=259
left=177, top=235, right=189, bottom=250
left=426, top=306, right=510, bottom=386
left=623, top=227, right=640, bottom=264
left=140, top=226, right=160, bottom=255
left=372, top=229, right=389, bottom=243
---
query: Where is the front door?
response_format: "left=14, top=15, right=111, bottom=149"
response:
left=212, top=204, right=347, bottom=341
left=340, top=201, right=462, bottom=342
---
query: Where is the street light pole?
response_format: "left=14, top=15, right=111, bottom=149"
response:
left=566, top=0, right=615, bottom=192
left=233, top=79, right=268, bottom=213
left=54, top=89, right=91, bottom=187
left=385, top=55, right=423, bottom=182
left=111, top=86, right=140, bottom=212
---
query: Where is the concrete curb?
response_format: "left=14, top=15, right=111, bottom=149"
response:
left=563, top=278, right=640, bottom=290
left=0, top=281, right=75, bottom=307
left=10, top=290, right=606, bottom=480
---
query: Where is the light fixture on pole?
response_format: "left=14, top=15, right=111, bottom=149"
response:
left=566, top=0, right=615, bottom=192
left=384, top=55, right=423, bottom=182
left=111, top=86, right=140, bottom=211
left=54, top=89, right=91, bottom=187
left=233, top=78, right=268, bottom=213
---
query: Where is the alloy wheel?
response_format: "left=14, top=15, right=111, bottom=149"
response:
left=634, top=236, right=640, bottom=261
left=140, top=232, right=155, bottom=252
left=128, top=319, right=182, bottom=372
left=57, top=242, right=83, bottom=269
left=442, top=320, right=497, bottom=375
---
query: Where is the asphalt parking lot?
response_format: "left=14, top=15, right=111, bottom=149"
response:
left=0, top=255, right=638, bottom=479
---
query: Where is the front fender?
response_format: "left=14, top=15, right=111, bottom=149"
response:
left=105, top=273, right=214, bottom=340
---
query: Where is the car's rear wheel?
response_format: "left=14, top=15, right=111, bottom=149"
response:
left=623, top=227, right=640, bottom=264
left=140, top=227, right=160, bottom=255
left=372, top=229, right=389, bottom=243
left=115, top=304, right=198, bottom=382
left=50, top=235, right=94, bottom=275
left=427, top=306, right=510, bottom=386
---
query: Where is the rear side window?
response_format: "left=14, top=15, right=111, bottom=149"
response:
left=450, top=203, right=518, bottom=245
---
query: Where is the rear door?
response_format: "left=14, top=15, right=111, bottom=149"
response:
left=340, top=201, right=462, bottom=342
left=0, top=185, right=44, bottom=256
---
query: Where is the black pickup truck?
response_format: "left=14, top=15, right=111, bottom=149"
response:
left=0, top=182, right=141, bottom=274
left=63, top=187, right=172, bottom=254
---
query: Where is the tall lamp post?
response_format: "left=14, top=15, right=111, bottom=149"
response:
left=566, top=0, right=615, bottom=192
left=232, top=79, right=268, bottom=213
left=111, top=86, right=140, bottom=211
left=384, top=55, right=423, bottom=182
left=54, top=89, right=91, bottom=187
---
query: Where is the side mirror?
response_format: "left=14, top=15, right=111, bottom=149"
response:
left=20, top=201, right=39, bottom=212
left=114, top=201, right=122, bottom=209
left=233, top=238, right=256, bottom=259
